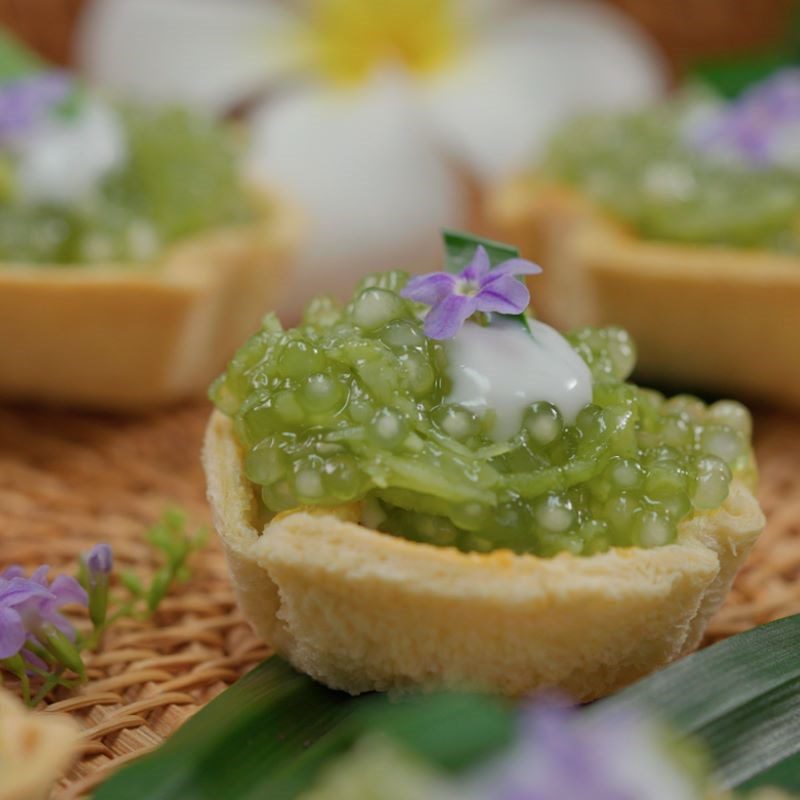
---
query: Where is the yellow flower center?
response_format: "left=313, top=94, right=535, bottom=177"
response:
left=302, top=0, right=461, bottom=84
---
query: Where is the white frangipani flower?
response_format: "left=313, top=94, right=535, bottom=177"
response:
left=78, top=0, right=665, bottom=317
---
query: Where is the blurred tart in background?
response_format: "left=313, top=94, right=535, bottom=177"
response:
left=487, top=72, right=800, bottom=410
left=0, top=32, right=296, bottom=411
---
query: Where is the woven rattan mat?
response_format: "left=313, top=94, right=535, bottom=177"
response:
left=1, top=401, right=799, bottom=798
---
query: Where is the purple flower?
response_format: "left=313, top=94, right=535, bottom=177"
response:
left=401, top=246, right=542, bottom=339
left=461, top=698, right=702, bottom=800
left=0, top=71, right=72, bottom=148
left=0, top=566, right=87, bottom=660
left=688, top=69, right=800, bottom=167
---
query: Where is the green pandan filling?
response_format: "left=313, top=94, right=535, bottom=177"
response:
left=0, top=107, right=254, bottom=265
left=544, top=100, right=800, bottom=252
left=211, top=273, right=752, bottom=557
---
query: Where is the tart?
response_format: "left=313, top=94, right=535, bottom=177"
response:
left=486, top=76, right=800, bottom=409
left=203, top=234, right=764, bottom=700
left=0, top=198, right=296, bottom=410
left=0, top=53, right=297, bottom=410
left=0, top=688, right=78, bottom=800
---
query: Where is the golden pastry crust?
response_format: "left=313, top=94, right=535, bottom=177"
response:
left=0, top=688, right=78, bottom=800
left=0, top=196, right=298, bottom=411
left=204, top=411, right=764, bottom=700
left=485, top=178, right=800, bottom=410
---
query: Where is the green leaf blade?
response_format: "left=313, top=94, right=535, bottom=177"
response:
left=95, top=658, right=512, bottom=800
left=601, top=614, right=800, bottom=790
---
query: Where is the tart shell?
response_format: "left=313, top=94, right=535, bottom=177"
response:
left=0, top=688, right=78, bottom=800
left=485, top=178, right=800, bottom=410
left=0, top=198, right=298, bottom=411
left=204, top=411, right=764, bottom=701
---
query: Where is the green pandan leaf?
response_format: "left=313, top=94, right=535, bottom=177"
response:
left=95, top=616, right=800, bottom=799
left=93, top=658, right=513, bottom=800
left=441, top=229, right=532, bottom=333
left=0, top=29, right=44, bottom=81
left=600, top=614, right=800, bottom=791
left=442, top=229, right=520, bottom=273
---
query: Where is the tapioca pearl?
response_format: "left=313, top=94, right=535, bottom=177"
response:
left=322, top=455, right=365, bottom=501
left=647, top=490, right=691, bottom=521
left=380, top=320, right=424, bottom=349
left=277, top=339, right=325, bottom=379
left=245, top=440, right=287, bottom=486
left=300, top=373, right=348, bottom=414
left=241, top=400, right=281, bottom=443
left=698, top=423, right=747, bottom=467
left=662, top=394, right=706, bottom=422
left=400, top=351, right=435, bottom=396
left=576, top=404, right=607, bottom=442
left=261, top=480, right=296, bottom=512
left=605, top=326, right=637, bottom=380
left=348, top=397, right=375, bottom=424
left=633, top=510, right=677, bottom=548
left=524, top=402, right=563, bottom=447
left=451, top=502, right=490, bottom=532
left=644, top=464, right=689, bottom=498
left=643, top=445, right=684, bottom=468
left=369, top=409, right=407, bottom=449
left=707, top=400, right=752, bottom=438
left=417, top=517, right=458, bottom=547
left=273, top=390, right=304, bottom=425
left=579, top=518, right=610, bottom=550
left=351, top=287, right=406, bottom=331
left=292, top=459, right=326, bottom=501
left=603, top=493, right=640, bottom=541
left=660, top=413, right=693, bottom=448
left=605, top=456, right=645, bottom=490
left=692, top=455, right=732, bottom=509
left=434, top=404, right=479, bottom=441
left=534, top=493, right=575, bottom=533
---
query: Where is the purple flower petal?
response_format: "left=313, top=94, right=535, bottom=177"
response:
left=50, top=574, right=88, bottom=607
left=475, top=274, right=531, bottom=315
left=462, top=245, right=491, bottom=282
left=0, top=606, right=25, bottom=659
left=401, top=272, right=457, bottom=306
left=486, top=257, right=543, bottom=278
left=30, top=565, right=49, bottom=586
left=0, top=566, right=24, bottom=580
left=0, top=577, right=51, bottom=608
left=424, top=294, right=477, bottom=339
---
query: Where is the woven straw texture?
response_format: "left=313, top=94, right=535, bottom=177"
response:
left=0, top=401, right=269, bottom=799
left=1, top=401, right=799, bottom=796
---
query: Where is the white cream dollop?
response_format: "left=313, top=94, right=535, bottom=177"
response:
left=445, top=319, right=593, bottom=441
left=15, top=99, right=126, bottom=206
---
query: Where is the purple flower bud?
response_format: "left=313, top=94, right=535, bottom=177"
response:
left=81, top=544, right=113, bottom=629
left=401, top=246, right=542, bottom=340
left=85, top=543, right=113, bottom=578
